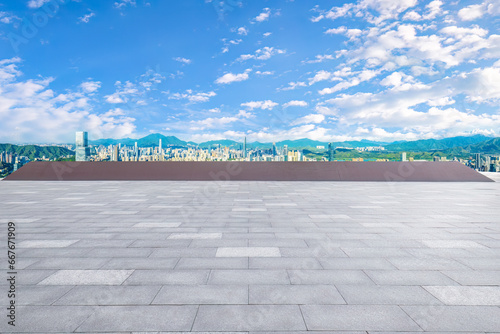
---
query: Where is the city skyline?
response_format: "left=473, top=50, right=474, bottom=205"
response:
left=0, top=0, right=498, bottom=144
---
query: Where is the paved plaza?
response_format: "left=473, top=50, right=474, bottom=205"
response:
left=0, top=180, right=499, bottom=333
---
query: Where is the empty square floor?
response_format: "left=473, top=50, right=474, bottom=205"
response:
left=1, top=180, right=499, bottom=333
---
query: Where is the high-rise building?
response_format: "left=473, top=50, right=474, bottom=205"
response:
left=283, top=145, right=288, bottom=162
left=111, top=145, right=119, bottom=161
left=328, top=143, right=334, bottom=162
left=474, top=153, right=481, bottom=170
left=401, top=152, right=407, bottom=161
left=272, top=142, right=277, bottom=156
left=75, top=131, right=90, bottom=161
left=243, top=137, right=247, bottom=158
left=159, top=139, right=162, bottom=154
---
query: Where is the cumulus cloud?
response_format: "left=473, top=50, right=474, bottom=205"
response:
left=104, top=81, right=140, bottom=104
left=458, top=3, right=486, bottom=21
left=236, top=46, right=286, bottom=62
left=169, top=89, right=216, bottom=103
left=80, top=81, right=101, bottom=94
left=277, top=81, right=307, bottom=91
left=173, top=57, right=192, bottom=64
left=215, top=69, right=251, bottom=84
left=283, top=100, right=308, bottom=108
left=0, top=58, right=136, bottom=142
left=78, top=12, right=95, bottom=23
left=254, top=8, right=271, bottom=22
left=292, top=114, right=325, bottom=125
left=27, top=0, right=50, bottom=9
left=241, top=100, right=278, bottom=110
left=237, top=27, right=248, bottom=35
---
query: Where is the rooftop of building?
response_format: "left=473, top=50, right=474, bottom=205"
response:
left=1, top=175, right=499, bottom=333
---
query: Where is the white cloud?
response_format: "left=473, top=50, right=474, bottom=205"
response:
left=190, top=116, right=239, bottom=130
left=241, top=100, right=278, bottom=110
left=325, top=26, right=347, bottom=35
left=292, top=114, right=325, bottom=125
left=80, top=81, right=101, bottom=94
left=78, top=12, right=95, bottom=23
left=278, top=81, right=307, bottom=91
left=283, top=100, right=308, bottom=108
left=303, top=54, right=335, bottom=64
left=104, top=81, right=140, bottom=104
left=169, top=90, right=216, bottom=103
left=0, top=58, right=136, bottom=142
left=208, top=107, right=221, bottom=113
left=215, top=69, right=251, bottom=84
left=263, top=32, right=272, bottom=37
left=458, top=3, right=485, bottom=21
left=309, top=70, right=335, bottom=85
left=0, top=11, right=19, bottom=24
left=254, top=8, right=271, bottom=22
left=27, top=0, right=50, bottom=9
left=255, top=70, right=274, bottom=75
left=173, top=57, right=192, bottom=64
left=114, top=0, right=136, bottom=9
left=236, top=46, right=286, bottom=62
left=237, top=27, right=248, bottom=35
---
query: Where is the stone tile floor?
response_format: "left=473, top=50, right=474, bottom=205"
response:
left=0, top=180, right=499, bottom=333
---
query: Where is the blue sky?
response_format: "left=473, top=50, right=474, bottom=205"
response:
left=0, top=0, right=499, bottom=143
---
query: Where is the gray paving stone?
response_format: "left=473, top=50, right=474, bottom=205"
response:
left=124, top=270, right=210, bottom=285
left=249, top=257, right=322, bottom=269
left=0, top=305, right=94, bottom=333
left=54, top=285, right=160, bottom=305
left=249, top=284, right=345, bottom=304
left=365, top=270, right=459, bottom=285
left=336, top=285, right=440, bottom=305
left=319, top=258, right=396, bottom=270
left=208, top=270, right=289, bottom=285
left=77, top=305, right=198, bottom=332
left=301, top=305, right=421, bottom=331
left=288, top=269, right=374, bottom=285
left=18, top=239, right=79, bottom=248
left=168, top=232, right=222, bottom=239
left=176, top=257, right=248, bottom=269
left=153, top=285, right=248, bottom=304
left=16, top=285, right=73, bottom=305
left=402, top=305, right=500, bottom=332
left=442, top=270, right=500, bottom=285
left=216, top=247, right=281, bottom=257
left=421, top=240, right=486, bottom=248
left=423, top=286, right=500, bottom=305
left=192, top=305, right=306, bottom=331
left=100, top=257, right=179, bottom=270
left=38, top=270, right=134, bottom=285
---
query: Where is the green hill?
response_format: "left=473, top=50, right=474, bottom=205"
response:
left=0, top=144, right=74, bottom=160
left=386, top=135, right=491, bottom=151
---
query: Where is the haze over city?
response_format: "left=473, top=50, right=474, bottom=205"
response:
left=0, top=0, right=499, bottom=144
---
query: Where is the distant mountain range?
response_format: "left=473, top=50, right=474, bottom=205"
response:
left=89, top=133, right=499, bottom=153
left=0, top=144, right=74, bottom=160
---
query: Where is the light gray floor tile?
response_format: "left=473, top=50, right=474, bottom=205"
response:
left=192, top=305, right=306, bottom=331
left=124, top=270, right=210, bottom=285
left=153, top=285, right=248, bottom=304
left=168, top=233, right=222, bottom=239
left=176, top=258, right=247, bottom=269
left=216, top=247, right=281, bottom=257
left=365, top=270, right=459, bottom=285
left=208, top=270, right=289, bottom=285
left=402, top=305, right=500, bottom=332
left=77, top=306, right=198, bottom=332
left=336, top=285, right=440, bottom=305
left=18, top=240, right=79, bottom=248
left=423, top=286, right=500, bottom=305
left=288, top=269, right=374, bottom=285
left=442, top=270, right=500, bottom=285
left=301, top=305, right=421, bottom=331
left=249, top=285, right=345, bottom=304
left=0, top=306, right=94, bottom=333
left=16, top=285, right=73, bottom=305
left=54, top=286, right=160, bottom=305
left=38, top=270, right=134, bottom=285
